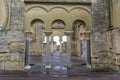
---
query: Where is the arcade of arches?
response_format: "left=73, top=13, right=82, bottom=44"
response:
left=0, top=0, right=120, bottom=73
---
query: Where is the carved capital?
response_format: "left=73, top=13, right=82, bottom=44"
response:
left=44, top=31, right=52, bottom=35
left=80, top=31, right=91, bottom=40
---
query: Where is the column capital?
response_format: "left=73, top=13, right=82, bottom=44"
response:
left=64, top=31, right=73, bottom=36
left=80, top=31, right=91, bottom=40
left=25, top=31, right=33, bottom=37
left=44, top=31, right=52, bottom=35
left=25, top=32, right=33, bottom=41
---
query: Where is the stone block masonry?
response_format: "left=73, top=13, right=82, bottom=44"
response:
left=91, top=0, right=120, bottom=71
left=0, top=0, right=25, bottom=71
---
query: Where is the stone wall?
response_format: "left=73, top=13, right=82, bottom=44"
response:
left=0, top=0, right=120, bottom=72
left=91, top=0, right=120, bottom=71
left=91, top=0, right=110, bottom=70
left=0, top=0, right=25, bottom=71
left=92, top=28, right=120, bottom=71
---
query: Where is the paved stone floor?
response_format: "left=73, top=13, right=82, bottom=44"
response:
left=0, top=51, right=120, bottom=80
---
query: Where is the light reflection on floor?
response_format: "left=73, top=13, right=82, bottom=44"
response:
left=29, top=51, right=87, bottom=78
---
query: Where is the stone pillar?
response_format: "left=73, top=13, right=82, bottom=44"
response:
left=91, top=0, right=108, bottom=70
left=73, top=40, right=81, bottom=56
left=84, top=31, right=91, bottom=68
left=44, top=31, right=52, bottom=68
left=77, top=40, right=81, bottom=56
left=59, top=39, right=62, bottom=53
left=24, top=32, right=32, bottom=69
left=51, top=41, right=54, bottom=53
left=64, top=31, right=73, bottom=68
left=80, top=33, right=86, bottom=57
left=80, top=31, right=91, bottom=67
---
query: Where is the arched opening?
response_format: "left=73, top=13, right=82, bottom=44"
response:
left=24, top=3, right=92, bottom=74
left=52, top=19, right=65, bottom=29
left=52, top=36, right=61, bottom=56
left=28, top=19, right=45, bottom=70
left=30, top=19, right=44, bottom=55
left=72, top=20, right=86, bottom=40
left=72, top=20, right=86, bottom=56
left=71, top=19, right=91, bottom=67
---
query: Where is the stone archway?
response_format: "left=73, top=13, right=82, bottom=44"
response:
left=71, top=19, right=91, bottom=67
left=30, top=19, right=45, bottom=56
left=72, top=20, right=86, bottom=56
left=24, top=2, right=92, bottom=70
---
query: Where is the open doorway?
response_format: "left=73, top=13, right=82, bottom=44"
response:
left=72, top=20, right=91, bottom=67
left=28, top=19, right=45, bottom=70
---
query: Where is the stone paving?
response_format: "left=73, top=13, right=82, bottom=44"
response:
left=0, top=51, right=120, bottom=80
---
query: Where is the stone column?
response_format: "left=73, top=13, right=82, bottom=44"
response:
left=44, top=31, right=52, bottom=68
left=80, top=33, right=86, bottom=57
left=50, top=41, right=54, bottom=54
left=76, top=40, right=81, bottom=56
left=91, top=0, right=107, bottom=70
left=24, top=32, right=32, bottom=69
left=84, top=31, right=91, bottom=68
left=64, top=31, right=73, bottom=68
left=59, top=39, right=62, bottom=54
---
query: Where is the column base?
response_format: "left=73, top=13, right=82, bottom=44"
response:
left=24, top=65, right=31, bottom=69
left=65, top=64, right=72, bottom=69
left=45, top=64, right=52, bottom=68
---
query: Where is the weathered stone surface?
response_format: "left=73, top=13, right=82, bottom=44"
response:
left=90, top=0, right=115, bottom=71
left=30, top=42, right=43, bottom=55
left=112, top=29, right=120, bottom=53
left=92, top=51, right=116, bottom=64
left=98, top=51, right=116, bottom=64
left=7, top=31, right=25, bottom=43
left=8, top=43, right=25, bottom=53
left=92, top=64, right=118, bottom=71
left=0, top=53, right=10, bottom=61
left=8, top=0, right=25, bottom=43
left=0, top=32, right=9, bottom=52
left=116, top=59, right=120, bottom=65
left=115, top=54, right=120, bottom=60
left=11, top=0, right=24, bottom=31
left=4, top=61, right=24, bottom=70
left=71, top=40, right=81, bottom=56
left=0, top=62, right=5, bottom=71
left=10, top=53, right=24, bottom=61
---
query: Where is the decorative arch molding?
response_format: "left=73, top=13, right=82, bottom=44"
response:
left=49, top=6, right=69, bottom=13
left=52, top=19, right=66, bottom=29
left=30, top=19, right=45, bottom=29
left=26, top=5, right=69, bottom=13
left=30, top=19, right=45, bottom=41
left=26, top=5, right=49, bottom=13
left=0, top=0, right=10, bottom=30
left=31, top=19, right=44, bottom=26
left=73, top=19, right=86, bottom=24
left=72, top=19, right=87, bottom=40
left=26, top=5, right=91, bottom=14
left=72, top=19, right=86, bottom=29
left=69, top=6, right=91, bottom=14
